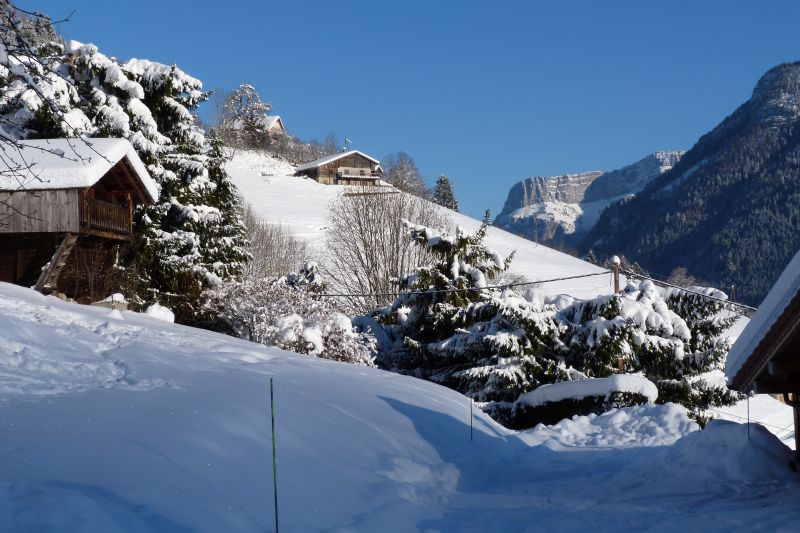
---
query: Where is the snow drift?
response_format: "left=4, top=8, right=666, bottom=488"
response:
left=0, top=282, right=798, bottom=531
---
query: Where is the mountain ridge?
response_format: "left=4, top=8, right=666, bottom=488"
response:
left=494, top=151, right=683, bottom=246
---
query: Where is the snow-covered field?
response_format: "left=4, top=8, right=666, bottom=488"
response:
left=0, top=282, right=798, bottom=532
left=226, top=150, right=614, bottom=300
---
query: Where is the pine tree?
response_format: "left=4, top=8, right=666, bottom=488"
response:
left=560, top=280, right=741, bottom=415
left=377, top=213, right=568, bottom=419
left=432, top=175, right=458, bottom=211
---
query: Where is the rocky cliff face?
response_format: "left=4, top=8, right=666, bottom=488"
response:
left=494, top=151, right=683, bottom=246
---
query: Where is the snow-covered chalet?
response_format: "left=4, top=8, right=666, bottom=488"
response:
left=0, top=138, right=158, bottom=298
left=295, top=150, right=383, bottom=186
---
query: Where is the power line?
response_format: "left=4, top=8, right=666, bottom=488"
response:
left=621, top=269, right=757, bottom=313
left=315, top=270, right=613, bottom=299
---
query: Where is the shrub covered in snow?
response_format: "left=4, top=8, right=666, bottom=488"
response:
left=510, top=374, right=658, bottom=428
left=203, top=263, right=376, bottom=366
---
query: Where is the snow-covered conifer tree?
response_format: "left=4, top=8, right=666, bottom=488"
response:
left=377, top=213, right=567, bottom=418
left=560, top=280, right=741, bottom=414
left=432, top=175, right=458, bottom=211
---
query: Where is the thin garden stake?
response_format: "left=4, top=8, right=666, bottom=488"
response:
left=270, top=378, right=279, bottom=533
left=747, top=393, right=751, bottom=440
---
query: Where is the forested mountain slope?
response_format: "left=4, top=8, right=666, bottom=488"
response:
left=584, top=61, right=800, bottom=305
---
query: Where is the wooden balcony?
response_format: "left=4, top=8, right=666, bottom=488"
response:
left=337, top=166, right=379, bottom=179
left=80, top=198, right=132, bottom=240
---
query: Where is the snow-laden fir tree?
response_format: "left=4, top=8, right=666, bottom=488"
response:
left=376, top=213, right=570, bottom=418
left=204, top=262, right=376, bottom=366
left=559, top=279, right=741, bottom=414
left=0, top=38, right=249, bottom=319
left=432, top=175, right=458, bottom=211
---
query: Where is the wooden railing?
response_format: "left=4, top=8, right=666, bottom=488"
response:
left=337, top=166, right=378, bottom=179
left=80, top=199, right=131, bottom=235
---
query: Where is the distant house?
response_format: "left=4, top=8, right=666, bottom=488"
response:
left=295, top=150, right=383, bottom=186
left=0, top=138, right=158, bottom=298
left=727, top=248, right=800, bottom=460
left=261, top=115, right=286, bottom=134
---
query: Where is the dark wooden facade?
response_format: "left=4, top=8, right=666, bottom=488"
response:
left=296, top=151, right=382, bottom=186
left=0, top=156, right=152, bottom=297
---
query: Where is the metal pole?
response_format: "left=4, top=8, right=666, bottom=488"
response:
left=470, top=400, right=473, bottom=442
left=747, top=393, right=750, bottom=440
left=270, top=378, right=279, bottom=533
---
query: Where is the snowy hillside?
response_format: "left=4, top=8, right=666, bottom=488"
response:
left=494, top=151, right=683, bottom=247
left=226, top=150, right=613, bottom=300
left=0, top=282, right=799, bottom=531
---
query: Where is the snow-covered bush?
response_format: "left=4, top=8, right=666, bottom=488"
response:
left=510, top=374, right=658, bottom=429
left=241, top=203, right=309, bottom=280
left=203, top=263, right=376, bottom=366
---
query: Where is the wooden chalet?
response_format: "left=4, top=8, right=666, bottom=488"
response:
left=0, top=138, right=158, bottom=298
left=295, top=150, right=383, bottom=186
left=727, top=248, right=800, bottom=460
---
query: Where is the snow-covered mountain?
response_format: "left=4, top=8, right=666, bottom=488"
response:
left=226, top=150, right=613, bottom=300
left=1, top=281, right=798, bottom=531
left=494, top=151, right=683, bottom=247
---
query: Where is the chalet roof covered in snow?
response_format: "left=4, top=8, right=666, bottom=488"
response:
left=0, top=138, right=158, bottom=202
left=261, top=115, right=284, bottom=131
left=295, top=149, right=380, bottom=172
left=727, top=247, right=800, bottom=389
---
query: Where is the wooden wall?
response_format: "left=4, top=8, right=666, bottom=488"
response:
left=0, top=233, right=60, bottom=285
left=0, top=189, right=81, bottom=233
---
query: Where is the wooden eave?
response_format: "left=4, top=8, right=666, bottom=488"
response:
left=732, top=288, right=800, bottom=393
left=96, top=157, right=151, bottom=204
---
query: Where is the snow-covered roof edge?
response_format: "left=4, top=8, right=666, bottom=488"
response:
left=295, top=150, right=380, bottom=172
left=2, top=138, right=159, bottom=202
left=726, top=247, right=800, bottom=386
left=263, top=115, right=284, bottom=130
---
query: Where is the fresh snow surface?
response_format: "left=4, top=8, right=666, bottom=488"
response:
left=227, top=150, right=612, bottom=300
left=517, top=374, right=659, bottom=407
left=0, top=282, right=798, bottom=531
left=726, top=247, right=800, bottom=383
left=144, top=302, right=175, bottom=323
left=0, top=138, right=158, bottom=201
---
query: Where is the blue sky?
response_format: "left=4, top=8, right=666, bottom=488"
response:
left=26, top=0, right=800, bottom=218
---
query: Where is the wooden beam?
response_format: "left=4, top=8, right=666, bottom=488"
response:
left=754, top=378, right=800, bottom=394
left=82, top=227, right=131, bottom=241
